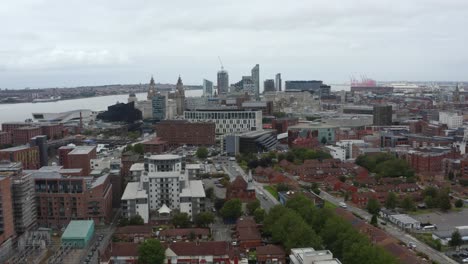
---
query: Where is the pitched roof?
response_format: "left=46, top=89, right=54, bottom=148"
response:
left=111, top=242, right=139, bottom=257
left=160, top=228, right=210, bottom=237
left=256, top=245, right=285, bottom=256
left=230, top=176, right=247, bottom=189
left=169, top=241, right=230, bottom=256
left=115, top=225, right=153, bottom=234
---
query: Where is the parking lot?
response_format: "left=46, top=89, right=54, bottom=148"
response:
left=412, top=208, right=468, bottom=232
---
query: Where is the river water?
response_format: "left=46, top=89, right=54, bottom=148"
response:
left=0, top=90, right=203, bottom=125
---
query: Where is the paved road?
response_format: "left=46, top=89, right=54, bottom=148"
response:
left=319, top=191, right=457, bottom=264
left=223, top=161, right=278, bottom=212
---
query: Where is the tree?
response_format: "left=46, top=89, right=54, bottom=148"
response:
left=385, top=192, right=398, bottom=210
left=321, top=137, right=327, bottom=145
left=133, top=143, right=144, bottom=155
left=286, top=152, right=295, bottom=162
left=214, top=198, right=225, bottom=211
left=138, top=239, right=165, bottom=264
left=194, top=212, right=215, bottom=227
left=400, top=196, right=416, bottom=211
left=196, top=147, right=209, bottom=159
left=129, top=214, right=144, bottom=225
left=344, top=192, right=349, bottom=202
left=253, top=208, right=265, bottom=223
left=205, top=188, right=214, bottom=200
left=171, top=213, right=191, bottom=228
left=449, top=230, right=463, bottom=248
left=366, top=198, right=381, bottom=215
left=455, top=199, right=464, bottom=208
left=220, top=199, right=242, bottom=220
left=448, top=171, right=455, bottom=181
left=276, top=183, right=289, bottom=192
left=438, top=190, right=452, bottom=212
left=247, top=200, right=260, bottom=215
left=370, top=214, right=378, bottom=227
left=118, top=217, right=129, bottom=226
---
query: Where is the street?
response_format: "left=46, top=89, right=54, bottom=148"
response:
left=319, top=191, right=458, bottom=264
left=223, top=160, right=278, bottom=211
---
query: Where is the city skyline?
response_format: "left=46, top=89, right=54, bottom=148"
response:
left=1, top=0, right=468, bottom=89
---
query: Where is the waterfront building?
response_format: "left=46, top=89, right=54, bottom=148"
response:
left=13, top=126, right=42, bottom=145
left=175, top=76, right=186, bottom=116
left=285, top=80, right=331, bottom=96
left=152, top=93, right=167, bottom=121
left=203, top=79, right=213, bottom=97
left=147, top=76, right=157, bottom=100
left=0, top=175, right=14, bottom=245
left=154, top=120, right=216, bottom=146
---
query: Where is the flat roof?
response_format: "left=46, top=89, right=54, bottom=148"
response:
left=0, top=145, right=33, bottom=152
left=121, top=182, right=147, bottom=200
left=289, top=123, right=337, bottom=129
left=147, top=154, right=181, bottom=160
left=180, top=180, right=205, bottom=198
left=130, top=163, right=145, bottom=171
left=390, top=214, right=420, bottom=224
left=185, top=164, right=201, bottom=170
left=62, top=220, right=94, bottom=239
left=69, top=146, right=96, bottom=155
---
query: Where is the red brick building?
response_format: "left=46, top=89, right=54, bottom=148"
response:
left=235, top=217, right=262, bottom=250
left=256, top=245, right=286, bottom=264
left=226, top=176, right=256, bottom=202
left=121, top=152, right=141, bottom=178
left=405, top=150, right=456, bottom=175
left=113, top=225, right=153, bottom=243
left=271, top=117, right=299, bottom=134
left=13, top=126, right=42, bottom=145
left=0, top=145, right=40, bottom=169
left=34, top=173, right=112, bottom=228
left=0, top=131, right=12, bottom=146
left=166, top=241, right=234, bottom=264
left=40, top=124, right=64, bottom=140
left=0, top=176, right=15, bottom=245
left=143, top=137, right=169, bottom=154
left=58, top=145, right=96, bottom=176
left=155, top=120, right=216, bottom=146
left=1, top=122, right=30, bottom=133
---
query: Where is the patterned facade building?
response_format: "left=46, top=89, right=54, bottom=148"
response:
left=154, top=120, right=216, bottom=146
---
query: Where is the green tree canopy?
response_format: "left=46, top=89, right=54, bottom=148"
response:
left=438, top=190, right=452, bottom=212
left=455, top=199, right=464, bottom=208
left=450, top=230, right=463, bottom=248
left=171, top=212, right=191, bottom=228
left=194, top=212, right=215, bottom=228
left=356, top=153, right=414, bottom=178
left=400, top=196, right=416, bottom=211
left=220, top=199, right=242, bottom=220
left=246, top=199, right=260, bottom=215
left=196, top=147, right=209, bottom=159
left=133, top=143, right=144, bottom=155
left=138, top=239, right=165, bottom=264
left=253, top=208, right=265, bottom=223
left=385, top=192, right=398, bottom=209
left=366, top=198, right=381, bottom=215
left=129, top=214, right=144, bottom=225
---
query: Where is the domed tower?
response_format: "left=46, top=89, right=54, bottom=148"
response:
left=147, top=75, right=157, bottom=100
left=175, top=75, right=185, bottom=116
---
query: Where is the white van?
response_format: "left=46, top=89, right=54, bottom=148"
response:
left=339, top=202, right=347, bottom=209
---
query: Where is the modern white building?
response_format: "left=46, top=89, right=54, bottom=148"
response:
left=290, top=248, right=341, bottom=264
left=129, top=163, right=145, bottom=182
left=145, top=154, right=182, bottom=173
left=145, top=171, right=185, bottom=211
left=121, top=182, right=149, bottom=223
left=335, top=140, right=366, bottom=160
left=184, top=109, right=262, bottom=139
left=439, top=111, right=463, bottom=129
left=325, top=146, right=346, bottom=161
left=180, top=180, right=206, bottom=220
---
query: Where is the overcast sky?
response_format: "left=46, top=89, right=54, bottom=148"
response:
left=1, top=0, right=467, bottom=89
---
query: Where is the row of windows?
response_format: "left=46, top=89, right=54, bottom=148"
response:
left=185, top=111, right=259, bottom=120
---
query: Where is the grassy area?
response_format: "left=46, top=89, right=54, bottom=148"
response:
left=324, top=200, right=337, bottom=209
left=264, top=185, right=279, bottom=200
left=413, top=233, right=445, bottom=252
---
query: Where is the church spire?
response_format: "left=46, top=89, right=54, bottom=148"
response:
left=147, top=75, right=157, bottom=100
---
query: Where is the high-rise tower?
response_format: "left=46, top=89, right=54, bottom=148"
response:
left=251, top=64, right=260, bottom=100
left=217, top=69, right=229, bottom=95
left=275, top=73, right=282, bottom=91
left=147, top=76, right=157, bottom=100
left=175, top=76, right=185, bottom=116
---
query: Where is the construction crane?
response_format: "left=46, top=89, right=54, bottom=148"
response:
left=218, top=56, right=224, bottom=70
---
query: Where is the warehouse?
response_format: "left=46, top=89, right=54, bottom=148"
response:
left=61, top=220, right=95, bottom=248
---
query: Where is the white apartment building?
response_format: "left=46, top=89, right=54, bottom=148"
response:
left=184, top=109, right=263, bottom=139
left=335, top=140, right=365, bottom=160
left=439, top=111, right=463, bottom=129
left=121, top=182, right=149, bottom=223
left=325, top=146, right=346, bottom=161
left=180, top=180, right=206, bottom=220
left=146, top=171, right=185, bottom=211
left=145, top=154, right=182, bottom=173
left=129, top=163, right=145, bottom=182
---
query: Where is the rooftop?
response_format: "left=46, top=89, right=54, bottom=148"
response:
left=146, top=154, right=181, bottom=160
left=69, top=146, right=96, bottom=155
left=0, top=145, right=34, bottom=152
left=121, top=182, right=148, bottom=200
left=62, top=220, right=94, bottom=239
left=130, top=163, right=145, bottom=172
left=180, top=180, right=205, bottom=198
